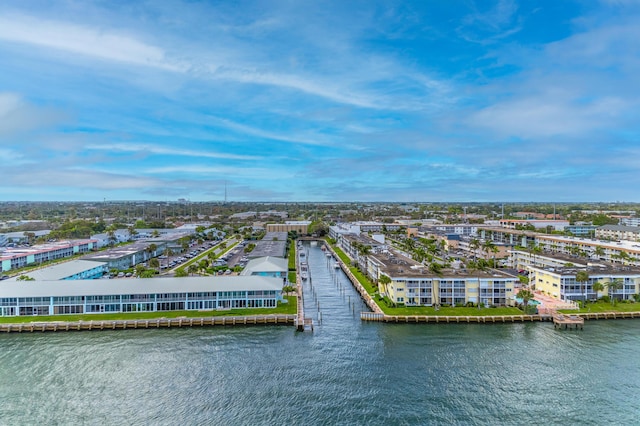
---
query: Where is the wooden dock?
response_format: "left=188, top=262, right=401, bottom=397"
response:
left=295, top=241, right=313, bottom=332
left=0, top=315, right=296, bottom=333
left=553, top=313, right=584, bottom=330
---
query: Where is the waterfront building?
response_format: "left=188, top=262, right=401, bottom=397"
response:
left=0, top=240, right=97, bottom=273
left=240, top=257, right=287, bottom=278
left=6, top=260, right=108, bottom=281
left=0, top=276, right=283, bottom=317
left=366, top=251, right=516, bottom=307
left=529, top=265, right=640, bottom=301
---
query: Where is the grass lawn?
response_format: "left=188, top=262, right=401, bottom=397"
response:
left=379, top=305, right=525, bottom=316
left=331, top=245, right=377, bottom=294
left=559, top=301, right=640, bottom=314
left=288, top=242, right=296, bottom=270
left=0, top=296, right=297, bottom=324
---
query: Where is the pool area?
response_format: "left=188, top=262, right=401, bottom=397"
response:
left=514, top=298, right=541, bottom=305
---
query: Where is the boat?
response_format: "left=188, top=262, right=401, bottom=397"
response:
left=321, top=245, right=326, bottom=251
left=326, top=253, right=331, bottom=258
left=310, top=241, right=317, bottom=247
left=333, top=262, right=340, bottom=269
left=301, top=272, right=308, bottom=280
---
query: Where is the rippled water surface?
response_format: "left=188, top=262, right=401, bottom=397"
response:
left=2, top=243, right=640, bottom=425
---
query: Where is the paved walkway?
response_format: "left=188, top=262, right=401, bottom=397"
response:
left=515, top=287, right=578, bottom=313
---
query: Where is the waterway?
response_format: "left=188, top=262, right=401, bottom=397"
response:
left=1, top=242, right=640, bottom=425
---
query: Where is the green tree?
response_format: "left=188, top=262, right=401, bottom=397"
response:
left=575, top=270, right=590, bottom=304
left=149, top=258, right=160, bottom=271
left=188, top=264, right=198, bottom=276
left=516, top=288, right=535, bottom=314
left=482, top=240, right=499, bottom=267
left=606, top=279, right=624, bottom=305
left=592, top=281, right=605, bottom=301
left=139, top=269, right=155, bottom=278
left=175, top=267, right=188, bottom=277
left=469, top=238, right=480, bottom=262
left=378, top=274, right=392, bottom=296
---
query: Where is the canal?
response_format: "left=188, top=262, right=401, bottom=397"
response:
left=300, top=241, right=370, bottom=332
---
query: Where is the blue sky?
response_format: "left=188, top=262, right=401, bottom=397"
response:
left=1, top=0, right=639, bottom=202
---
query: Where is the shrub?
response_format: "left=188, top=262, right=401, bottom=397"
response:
left=602, top=295, right=611, bottom=304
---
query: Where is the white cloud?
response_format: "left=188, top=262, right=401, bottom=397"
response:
left=0, top=92, right=67, bottom=138
left=145, top=165, right=295, bottom=179
left=467, top=95, right=627, bottom=138
left=86, top=143, right=261, bottom=161
left=0, top=13, right=186, bottom=72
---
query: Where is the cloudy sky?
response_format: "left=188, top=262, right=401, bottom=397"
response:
left=1, top=0, right=639, bottom=202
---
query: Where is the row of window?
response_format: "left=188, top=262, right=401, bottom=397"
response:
left=2, top=291, right=280, bottom=307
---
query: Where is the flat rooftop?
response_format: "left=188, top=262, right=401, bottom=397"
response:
left=0, top=239, right=97, bottom=260
left=249, top=240, right=287, bottom=258
left=262, top=232, right=288, bottom=241
left=0, top=275, right=283, bottom=298
left=6, top=260, right=106, bottom=281
left=83, top=241, right=154, bottom=261
left=369, top=251, right=515, bottom=279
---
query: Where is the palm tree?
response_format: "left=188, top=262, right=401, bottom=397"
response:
left=516, top=288, right=535, bottom=314
left=149, top=258, right=160, bottom=273
left=594, top=246, right=605, bottom=259
left=592, top=281, right=605, bottom=302
left=188, top=264, right=198, bottom=276
left=378, top=274, right=391, bottom=296
left=127, top=226, right=137, bottom=241
left=482, top=240, right=499, bottom=268
left=198, top=259, right=209, bottom=274
left=606, top=278, right=624, bottom=305
left=469, top=238, right=480, bottom=262
left=575, top=270, right=590, bottom=305
left=107, top=229, right=117, bottom=247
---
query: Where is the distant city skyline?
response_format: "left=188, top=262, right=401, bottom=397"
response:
left=1, top=1, right=639, bottom=202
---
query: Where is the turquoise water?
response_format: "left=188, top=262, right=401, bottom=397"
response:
left=1, top=243, right=639, bottom=425
left=515, top=297, right=541, bottom=305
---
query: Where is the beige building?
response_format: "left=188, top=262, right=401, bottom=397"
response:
left=366, top=251, right=516, bottom=307
left=265, top=221, right=311, bottom=234
left=530, top=264, right=640, bottom=302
